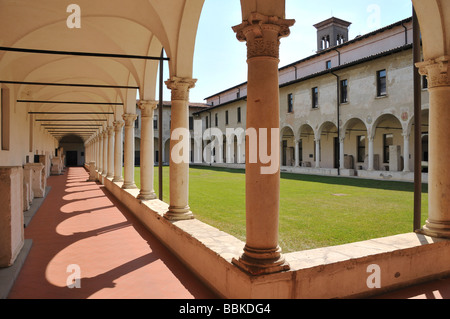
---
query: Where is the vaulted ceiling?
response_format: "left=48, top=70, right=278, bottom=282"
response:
left=0, top=0, right=204, bottom=142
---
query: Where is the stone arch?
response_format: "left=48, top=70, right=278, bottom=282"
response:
left=298, top=124, right=315, bottom=167
left=317, top=121, right=339, bottom=169
left=280, top=126, right=295, bottom=167
left=371, top=113, right=403, bottom=170
left=343, top=118, right=368, bottom=169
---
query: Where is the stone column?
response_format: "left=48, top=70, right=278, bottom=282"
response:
left=98, top=133, right=103, bottom=173
left=137, top=101, right=158, bottom=200
left=113, top=121, right=124, bottom=183
left=339, top=137, right=345, bottom=170
left=315, top=138, right=321, bottom=168
left=294, top=140, right=300, bottom=167
left=122, top=114, right=138, bottom=189
left=403, top=132, right=411, bottom=172
left=0, top=167, right=24, bottom=267
left=231, top=13, right=294, bottom=275
left=107, top=127, right=114, bottom=178
left=417, top=56, right=450, bottom=237
left=368, top=136, right=374, bottom=171
left=102, top=130, right=108, bottom=176
left=163, top=77, right=197, bottom=221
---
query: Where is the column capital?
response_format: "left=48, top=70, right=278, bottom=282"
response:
left=101, top=130, right=107, bottom=138
left=113, top=120, right=125, bottom=131
left=107, top=126, right=114, bottom=136
left=416, top=55, right=450, bottom=88
left=165, top=77, right=197, bottom=101
left=138, top=100, right=158, bottom=117
left=122, top=113, right=138, bottom=127
left=232, top=13, right=295, bottom=59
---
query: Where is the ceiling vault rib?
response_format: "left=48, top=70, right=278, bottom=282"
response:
left=0, top=46, right=170, bottom=61
left=19, top=100, right=123, bottom=105
left=0, top=80, right=139, bottom=89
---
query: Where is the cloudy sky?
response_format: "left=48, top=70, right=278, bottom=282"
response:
left=167, top=0, right=414, bottom=103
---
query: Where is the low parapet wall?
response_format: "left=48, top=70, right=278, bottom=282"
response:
left=95, top=169, right=450, bottom=299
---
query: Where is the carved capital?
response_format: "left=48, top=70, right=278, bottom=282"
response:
left=122, top=113, right=138, bottom=127
left=232, top=13, right=295, bottom=59
left=416, top=56, right=450, bottom=88
left=107, top=126, right=114, bottom=136
left=165, top=77, right=197, bottom=101
left=138, top=100, right=158, bottom=117
left=113, top=120, right=124, bottom=132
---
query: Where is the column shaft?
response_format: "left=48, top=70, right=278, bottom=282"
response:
left=113, top=121, right=124, bottom=183
left=122, top=114, right=138, bottom=189
left=417, top=56, right=450, bottom=237
left=107, top=127, right=114, bottom=178
left=137, top=101, right=157, bottom=200
left=102, top=130, right=108, bottom=175
left=231, top=13, right=294, bottom=275
left=164, top=77, right=196, bottom=220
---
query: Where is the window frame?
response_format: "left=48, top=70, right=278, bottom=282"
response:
left=357, top=135, right=366, bottom=163
left=312, top=87, right=319, bottom=109
left=377, top=69, right=387, bottom=97
left=340, top=79, right=348, bottom=103
left=287, top=93, right=294, bottom=113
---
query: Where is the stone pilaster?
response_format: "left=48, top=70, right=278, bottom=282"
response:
left=231, top=12, right=294, bottom=275
left=417, top=56, right=450, bottom=238
left=164, top=77, right=197, bottom=221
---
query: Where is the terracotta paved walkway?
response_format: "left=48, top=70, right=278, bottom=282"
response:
left=8, top=167, right=217, bottom=299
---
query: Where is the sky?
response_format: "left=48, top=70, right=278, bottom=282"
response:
left=168, top=0, right=414, bottom=103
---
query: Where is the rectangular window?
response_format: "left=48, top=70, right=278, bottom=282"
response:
left=312, top=87, right=319, bottom=109
left=135, top=115, right=139, bottom=128
left=189, top=116, right=193, bottom=130
left=225, top=110, right=229, bottom=125
left=153, top=115, right=158, bottom=129
left=237, top=107, right=241, bottom=123
left=340, top=79, right=348, bottom=103
left=237, top=90, right=240, bottom=99
left=205, top=116, right=209, bottom=129
left=215, top=113, right=218, bottom=127
left=287, top=93, right=293, bottom=113
left=357, top=136, right=366, bottom=163
left=326, top=60, right=331, bottom=70
left=377, top=69, right=387, bottom=96
left=383, top=133, right=394, bottom=163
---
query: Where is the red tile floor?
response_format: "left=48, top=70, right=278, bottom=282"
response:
left=7, top=166, right=450, bottom=299
left=8, top=167, right=217, bottom=299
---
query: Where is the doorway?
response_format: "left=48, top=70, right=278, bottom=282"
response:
left=66, top=151, right=78, bottom=167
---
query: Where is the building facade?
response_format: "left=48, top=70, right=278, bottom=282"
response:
left=194, top=17, right=430, bottom=182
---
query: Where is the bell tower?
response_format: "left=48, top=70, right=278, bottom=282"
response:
left=314, top=17, right=351, bottom=52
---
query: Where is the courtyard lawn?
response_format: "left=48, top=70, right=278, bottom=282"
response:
left=134, top=166, right=428, bottom=253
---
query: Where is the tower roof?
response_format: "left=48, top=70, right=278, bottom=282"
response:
left=314, top=17, right=352, bottom=30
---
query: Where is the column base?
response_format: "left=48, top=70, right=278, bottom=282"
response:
left=232, top=245, right=290, bottom=276
left=137, top=191, right=157, bottom=201
left=417, top=219, right=450, bottom=239
left=122, top=183, right=137, bottom=190
left=112, top=177, right=124, bottom=183
left=164, top=206, right=194, bottom=221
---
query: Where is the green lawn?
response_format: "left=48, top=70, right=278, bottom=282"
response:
left=134, top=166, right=428, bottom=253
